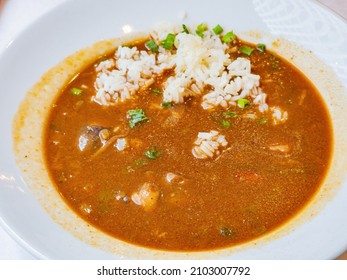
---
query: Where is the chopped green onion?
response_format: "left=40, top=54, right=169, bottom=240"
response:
left=258, top=117, right=268, bottom=124
left=145, top=40, right=159, bottom=52
left=151, top=88, right=162, bottom=95
left=237, top=98, right=251, bottom=109
left=182, top=24, right=189, bottom=34
left=70, top=87, right=82, bottom=95
left=196, top=23, right=208, bottom=37
left=222, top=111, right=237, bottom=118
left=161, top=102, right=173, bottom=108
left=145, top=146, right=160, bottom=160
left=257, top=43, right=266, bottom=52
left=161, top=33, right=176, bottom=50
left=127, top=109, right=149, bottom=128
left=220, top=120, right=231, bottom=128
left=222, top=31, right=236, bottom=43
left=213, top=24, right=224, bottom=35
left=240, top=45, right=254, bottom=56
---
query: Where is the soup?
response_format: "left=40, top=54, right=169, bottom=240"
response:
left=44, top=24, right=332, bottom=251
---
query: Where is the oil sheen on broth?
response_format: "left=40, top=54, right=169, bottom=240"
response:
left=44, top=27, right=332, bottom=251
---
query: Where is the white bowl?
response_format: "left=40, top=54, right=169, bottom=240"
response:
left=1, top=0, right=347, bottom=259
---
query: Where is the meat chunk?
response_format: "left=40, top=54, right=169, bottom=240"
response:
left=165, top=172, right=186, bottom=185
left=131, top=183, right=160, bottom=211
left=78, top=125, right=107, bottom=152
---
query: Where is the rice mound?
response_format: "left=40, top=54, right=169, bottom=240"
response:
left=93, top=24, right=288, bottom=126
left=94, top=25, right=267, bottom=110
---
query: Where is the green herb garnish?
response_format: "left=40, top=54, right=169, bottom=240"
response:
left=222, top=111, right=237, bottom=118
left=240, top=45, right=254, bottom=56
left=210, top=111, right=237, bottom=126
left=161, top=102, right=173, bottom=108
left=220, top=120, right=231, bottom=128
left=196, top=23, right=208, bottom=37
left=213, top=24, right=224, bottom=35
left=258, top=117, right=268, bottom=124
left=222, top=31, right=236, bottom=43
left=182, top=24, right=189, bottom=34
left=127, top=109, right=149, bottom=128
left=237, top=98, right=251, bottom=109
left=151, top=88, right=162, bottom=95
left=257, top=43, right=266, bottom=52
left=145, top=146, right=160, bottom=160
left=70, top=87, right=83, bottom=95
left=145, top=40, right=159, bottom=52
left=161, top=33, right=176, bottom=50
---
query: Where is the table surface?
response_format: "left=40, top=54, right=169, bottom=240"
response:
left=0, top=0, right=346, bottom=260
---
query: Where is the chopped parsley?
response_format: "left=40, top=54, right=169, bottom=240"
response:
left=210, top=111, right=237, bottom=128
left=151, top=88, right=162, bottom=95
left=70, top=87, right=83, bottom=95
left=220, top=120, right=231, bottom=128
left=127, top=109, right=149, bottom=128
left=145, top=146, right=160, bottom=160
left=161, top=102, right=173, bottom=108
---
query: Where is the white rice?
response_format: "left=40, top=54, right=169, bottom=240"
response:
left=192, top=130, right=228, bottom=159
left=271, top=106, right=288, bottom=125
left=95, top=59, right=115, bottom=72
left=93, top=45, right=172, bottom=105
left=92, top=24, right=287, bottom=124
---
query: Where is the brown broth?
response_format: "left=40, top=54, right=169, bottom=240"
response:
left=44, top=38, right=332, bottom=251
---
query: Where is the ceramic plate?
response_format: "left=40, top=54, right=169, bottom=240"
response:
left=0, top=0, right=347, bottom=259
